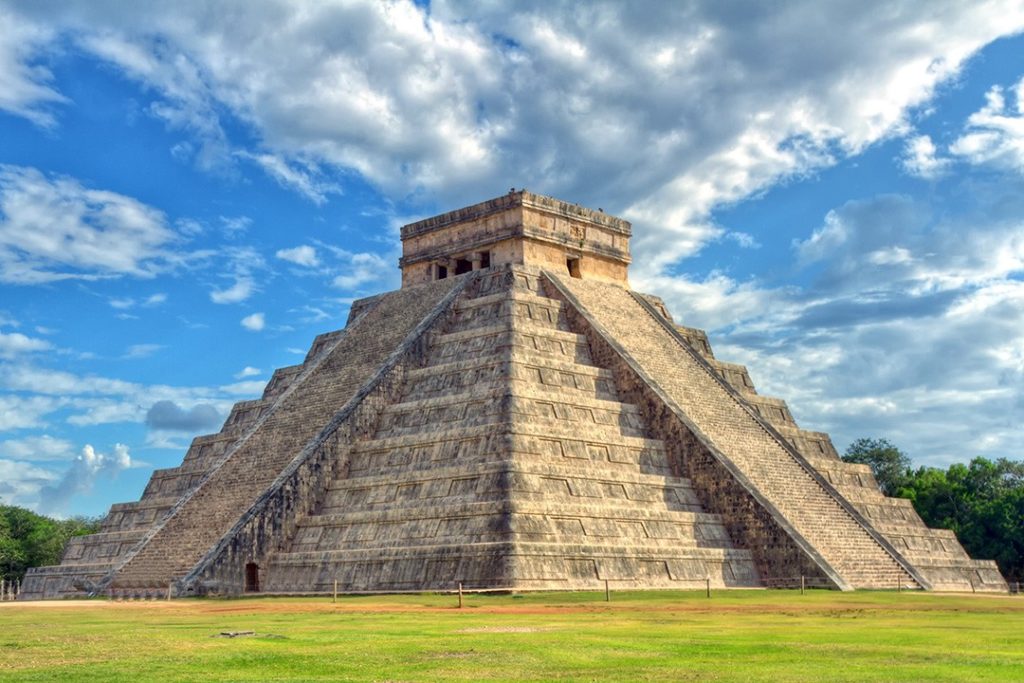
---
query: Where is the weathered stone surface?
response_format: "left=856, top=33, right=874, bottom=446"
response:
left=21, top=191, right=1006, bottom=599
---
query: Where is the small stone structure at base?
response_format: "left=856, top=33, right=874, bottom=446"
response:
left=21, top=191, right=1007, bottom=599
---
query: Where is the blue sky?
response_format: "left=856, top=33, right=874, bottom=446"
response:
left=0, top=1, right=1022, bottom=518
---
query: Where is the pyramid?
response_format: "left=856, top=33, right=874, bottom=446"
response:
left=22, top=191, right=1007, bottom=599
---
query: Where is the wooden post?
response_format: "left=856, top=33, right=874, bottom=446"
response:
left=801, top=576, right=805, bottom=595
left=705, top=577, right=711, bottom=599
left=458, top=582, right=463, bottom=609
left=604, top=579, right=610, bottom=603
left=1, top=578, right=5, bottom=601
left=897, top=575, right=901, bottom=593
left=333, top=580, right=338, bottom=604
left=167, top=583, right=173, bottom=601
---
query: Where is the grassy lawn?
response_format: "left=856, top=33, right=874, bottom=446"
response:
left=1, top=590, right=1022, bottom=681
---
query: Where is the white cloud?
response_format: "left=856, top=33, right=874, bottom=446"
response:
left=210, top=277, right=255, bottom=304
left=234, top=365, right=261, bottom=379
left=209, top=246, right=264, bottom=304
left=241, top=312, right=265, bottom=331
left=276, top=245, right=320, bottom=268
left=330, top=249, right=391, bottom=290
left=219, top=379, right=267, bottom=395
left=219, top=215, right=252, bottom=238
left=0, top=362, right=239, bottom=429
left=37, top=443, right=133, bottom=514
left=3, top=1, right=1020, bottom=267
left=0, top=394, right=62, bottom=430
left=0, top=458, right=59, bottom=508
left=725, top=231, right=761, bottom=249
left=238, top=152, right=341, bottom=205
left=124, top=343, right=163, bottom=359
left=900, top=134, right=951, bottom=179
left=0, top=165, right=182, bottom=283
left=0, top=328, right=52, bottom=357
left=950, top=77, right=1024, bottom=173
left=0, top=434, right=73, bottom=462
left=0, top=9, right=67, bottom=127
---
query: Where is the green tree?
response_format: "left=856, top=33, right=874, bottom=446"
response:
left=0, top=506, right=101, bottom=582
left=842, top=438, right=911, bottom=495
left=900, top=457, right=1024, bottom=583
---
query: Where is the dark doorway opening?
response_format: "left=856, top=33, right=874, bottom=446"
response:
left=567, top=258, right=582, bottom=278
left=437, top=265, right=448, bottom=280
left=455, top=258, right=473, bottom=275
left=244, top=562, right=260, bottom=592
left=480, top=251, right=491, bottom=269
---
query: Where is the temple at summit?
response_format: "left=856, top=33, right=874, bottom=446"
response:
left=22, top=191, right=1007, bottom=599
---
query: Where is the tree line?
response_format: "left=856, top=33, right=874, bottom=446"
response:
left=843, top=438, right=1024, bottom=583
left=0, top=506, right=100, bottom=583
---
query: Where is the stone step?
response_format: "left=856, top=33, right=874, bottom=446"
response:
left=302, top=499, right=722, bottom=529
left=376, top=385, right=650, bottom=439
left=271, top=541, right=754, bottom=566
left=429, top=323, right=595, bottom=366
left=448, top=290, right=570, bottom=333
left=402, top=351, right=619, bottom=403
left=321, top=464, right=701, bottom=513
left=332, top=460, right=696, bottom=494
left=349, top=424, right=676, bottom=478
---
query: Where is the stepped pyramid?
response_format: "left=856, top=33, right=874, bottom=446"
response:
left=22, top=191, right=1007, bottom=599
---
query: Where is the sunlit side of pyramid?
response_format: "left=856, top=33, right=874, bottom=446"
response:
left=22, top=191, right=1007, bottom=599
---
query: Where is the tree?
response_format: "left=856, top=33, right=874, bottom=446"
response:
left=842, top=438, right=911, bottom=495
left=900, top=457, right=1024, bottom=582
left=0, top=506, right=101, bottom=582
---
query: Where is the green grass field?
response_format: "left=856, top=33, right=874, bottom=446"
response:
left=1, top=590, right=1022, bottom=681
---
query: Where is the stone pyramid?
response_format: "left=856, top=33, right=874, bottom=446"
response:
left=22, top=191, right=1007, bottom=599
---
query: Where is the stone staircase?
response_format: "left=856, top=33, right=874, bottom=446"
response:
left=547, top=273, right=923, bottom=590
left=673, top=320, right=1005, bottom=592
left=263, top=266, right=758, bottom=591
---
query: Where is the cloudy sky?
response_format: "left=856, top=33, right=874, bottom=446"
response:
left=1, top=1, right=1023, bottom=518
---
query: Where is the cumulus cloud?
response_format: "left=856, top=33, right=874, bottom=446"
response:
left=219, top=380, right=267, bottom=396
left=794, top=194, right=1024, bottom=296
left=692, top=181, right=1024, bottom=467
left=210, top=277, right=254, bottom=304
left=240, top=312, right=265, bottom=331
left=329, top=249, right=391, bottom=290
left=0, top=9, right=67, bottom=127
left=900, top=134, right=951, bottom=179
left=3, top=1, right=1017, bottom=269
left=238, top=152, right=341, bottom=205
left=36, top=443, right=133, bottom=514
left=0, top=457, right=59, bottom=508
left=0, top=165, right=181, bottom=283
left=123, top=343, right=163, bottom=359
left=950, top=76, right=1024, bottom=173
left=209, top=246, right=264, bottom=304
left=276, top=245, right=320, bottom=268
left=0, top=434, right=73, bottom=462
left=0, top=394, right=62, bottom=431
left=145, top=400, right=221, bottom=432
left=0, top=363, right=238, bottom=429
left=219, top=215, right=251, bottom=238
left=234, top=365, right=261, bottom=379
left=0, top=328, right=52, bottom=357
